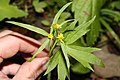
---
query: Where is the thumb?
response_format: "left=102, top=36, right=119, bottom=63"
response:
left=0, top=71, right=9, bottom=80
left=12, top=57, right=48, bottom=80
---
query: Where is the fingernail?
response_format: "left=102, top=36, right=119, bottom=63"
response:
left=41, top=60, right=47, bottom=65
left=42, top=65, right=47, bottom=70
left=0, top=57, right=3, bottom=64
left=36, top=66, right=47, bottom=76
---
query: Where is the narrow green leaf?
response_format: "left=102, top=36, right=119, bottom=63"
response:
left=52, top=2, right=72, bottom=24
left=101, top=9, right=120, bottom=19
left=44, top=50, right=60, bottom=75
left=68, top=45, right=101, bottom=53
left=61, top=19, right=78, bottom=33
left=28, top=39, right=49, bottom=62
left=58, top=52, right=69, bottom=80
left=60, top=19, right=74, bottom=27
left=60, top=42, right=70, bottom=70
left=7, top=21, right=48, bottom=36
left=100, top=18, right=120, bottom=45
left=79, top=60, right=94, bottom=71
left=65, top=29, right=89, bottom=44
left=68, top=47, right=94, bottom=71
left=65, top=16, right=95, bottom=44
left=50, top=2, right=72, bottom=33
left=66, top=46, right=104, bottom=67
left=66, top=19, right=78, bottom=30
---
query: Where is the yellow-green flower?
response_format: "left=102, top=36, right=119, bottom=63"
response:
left=52, top=24, right=60, bottom=29
left=48, top=34, right=54, bottom=39
left=57, top=33, right=64, bottom=41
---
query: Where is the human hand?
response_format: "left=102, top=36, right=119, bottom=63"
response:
left=0, top=30, right=49, bottom=80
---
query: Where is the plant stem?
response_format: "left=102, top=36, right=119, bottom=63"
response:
left=49, top=40, right=58, bottom=56
left=81, top=37, right=87, bottom=46
left=47, top=72, right=51, bottom=80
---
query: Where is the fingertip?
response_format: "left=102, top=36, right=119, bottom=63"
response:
left=0, top=71, right=9, bottom=80
left=0, top=57, right=3, bottom=63
left=35, top=51, right=49, bottom=58
left=30, top=57, right=49, bottom=67
left=13, top=57, right=49, bottom=80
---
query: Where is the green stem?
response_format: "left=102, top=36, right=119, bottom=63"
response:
left=100, top=18, right=120, bottom=45
left=49, top=40, right=58, bottom=56
left=81, top=37, right=87, bottom=46
left=47, top=72, right=51, bottom=80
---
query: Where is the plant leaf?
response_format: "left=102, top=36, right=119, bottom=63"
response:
left=28, top=39, right=49, bottom=62
left=57, top=51, right=69, bottom=80
left=52, top=2, right=72, bottom=24
left=72, top=0, right=104, bottom=46
left=68, top=48, right=94, bottom=71
left=7, top=21, right=48, bottom=36
left=72, top=0, right=91, bottom=24
left=115, top=1, right=120, bottom=10
left=80, top=60, right=94, bottom=71
left=60, top=19, right=74, bottom=27
left=71, top=62, right=90, bottom=74
left=33, top=0, right=47, bottom=13
left=66, top=45, right=104, bottom=67
left=0, top=0, right=27, bottom=21
left=44, top=50, right=60, bottom=75
left=86, top=0, right=103, bottom=46
left=50, top=2, right=72, bottom=33
left=61, top=19, right=78, bottom=33
left=101, top=9, right=120, bottom=19
left=100, top=18, right=120, bottom=45
left=68, top=45, right=101, bottom=53
left=65, top=16, right=95, bottom=44
left=60, top=42, right=70, bottom=70
left=60, top=12, right=71, bottom=20
left=41, top=20, right=50, bottom=26
left=66, top=19, right=78, bottom=31
left=54, top=0, right=68, bottom=7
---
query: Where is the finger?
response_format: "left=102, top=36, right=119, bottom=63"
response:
left=36, top=65, right=47, bottom=75
left=0, top=30, right=48, bottom=59
left=0, top=30, right=40, bottom=45
left=0, top=62, right=20, bottom=75
left=0, top=30, right=13, bottom=38
left=9, top=30, right=48, bottom=53
left=0, top=71, right=9, bottom=80
left=21, top=50, right=48, bottom=61
left=0, top=56, right=3, bottom=63
left=12, top=57, right=48, bottom=80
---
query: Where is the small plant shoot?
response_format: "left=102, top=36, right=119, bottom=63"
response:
left=7, top=2, right=104, bottom=80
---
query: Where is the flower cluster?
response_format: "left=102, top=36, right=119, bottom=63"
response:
left=48, top=24, right=64, bottom=42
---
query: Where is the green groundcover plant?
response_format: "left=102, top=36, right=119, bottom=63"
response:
left=7, top=2, right=104, bottom=80
left=0, top=0, right=27, bottom=21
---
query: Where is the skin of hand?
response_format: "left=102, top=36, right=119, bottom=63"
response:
left=0, top=30, right=49, bottom=80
